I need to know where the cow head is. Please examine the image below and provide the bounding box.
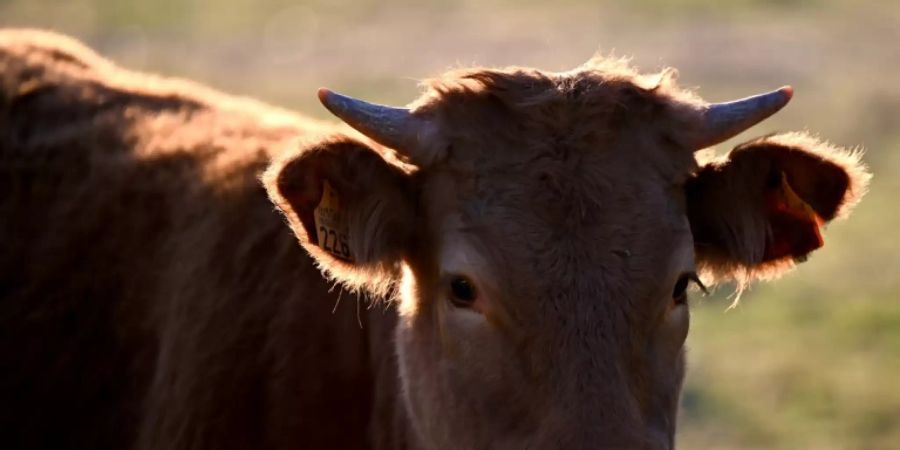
[264,58,869,449]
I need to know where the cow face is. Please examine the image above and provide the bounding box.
[264,59,868,449]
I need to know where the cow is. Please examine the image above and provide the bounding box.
[0,29,869,450]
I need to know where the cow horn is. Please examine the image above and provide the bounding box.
[689,86,793,149]
[317,88,436,164]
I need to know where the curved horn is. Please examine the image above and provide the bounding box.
[689,86,793,150]
[317,88,436,164]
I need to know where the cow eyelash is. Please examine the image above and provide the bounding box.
[672,272,707,305]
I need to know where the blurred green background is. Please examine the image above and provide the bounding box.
[3,0,898,448]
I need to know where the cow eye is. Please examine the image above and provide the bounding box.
[673,272,704,305]
[449,276,477,307]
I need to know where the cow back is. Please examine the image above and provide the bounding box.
[0,29,398,450]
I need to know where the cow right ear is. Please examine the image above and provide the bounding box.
[263,135,417,295]
[685,132,869,284]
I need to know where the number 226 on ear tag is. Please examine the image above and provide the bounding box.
[313,181,354,261]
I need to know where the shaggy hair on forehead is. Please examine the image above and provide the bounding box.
[412,56,703,119]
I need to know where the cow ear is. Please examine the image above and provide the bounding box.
[263,135,416,295]
[686,132,870,282]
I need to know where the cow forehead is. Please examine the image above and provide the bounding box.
[411,57,701,166]
[422,157,691,286]
[423,132,688,229]
[413,67,700,194]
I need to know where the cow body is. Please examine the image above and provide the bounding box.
[0,30,407,450]
[1,30,869,450]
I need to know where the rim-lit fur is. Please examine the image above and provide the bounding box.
[2,29,870,450]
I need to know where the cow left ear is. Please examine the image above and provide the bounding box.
[263,134,416,295]
[686,132,870,281]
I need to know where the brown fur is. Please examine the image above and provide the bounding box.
[2,29,869,450]
[0,29,407,450]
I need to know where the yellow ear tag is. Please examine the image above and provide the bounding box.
[313,181,354,261]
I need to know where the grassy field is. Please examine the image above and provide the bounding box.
[3,0,899,448]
